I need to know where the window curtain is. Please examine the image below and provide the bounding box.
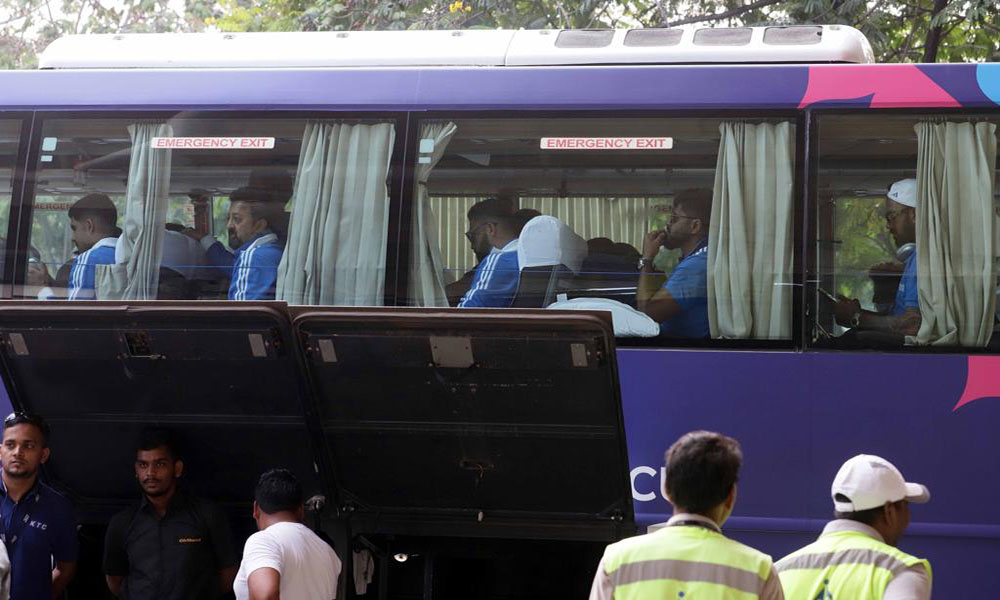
[707,121,794,339]
[912,121,997,347]
[96,122,172,299]
[276,121,395,305]
[407,121,457,306]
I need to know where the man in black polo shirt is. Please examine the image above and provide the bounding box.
[0,412,78,599]
[103,428,237,599]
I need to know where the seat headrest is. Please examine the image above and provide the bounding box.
[516,215,587,274]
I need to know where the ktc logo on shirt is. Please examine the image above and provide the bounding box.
[27,520,48,530]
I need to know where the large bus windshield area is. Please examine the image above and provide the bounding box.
[1,29,1000,598]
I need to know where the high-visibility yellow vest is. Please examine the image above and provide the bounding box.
[776,530,931,599]
[601,524,775,599]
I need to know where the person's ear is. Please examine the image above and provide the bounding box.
[252,501,260,520]
[174,459,184,479]
[40,447,50,465]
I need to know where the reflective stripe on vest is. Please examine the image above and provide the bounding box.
[610,558,764,594]
[776,530,931,600]
[777,548,911,576]
[603,524,773,599]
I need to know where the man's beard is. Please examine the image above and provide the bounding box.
[3,464,36,479]
[228,230,242,249]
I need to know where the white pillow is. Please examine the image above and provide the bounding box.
[546,297,660,337]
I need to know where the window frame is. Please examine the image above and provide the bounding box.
[1,111,37,300]
[400,109,806,351]
[6,109,409,305]
[804,106,1000,354]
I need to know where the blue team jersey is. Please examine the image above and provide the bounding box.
[205,232,284,300]
[660,241,710,338]
[892,251,918,316]
[67,237,118,300]
[458,240,520,308]
[0,478,78,600]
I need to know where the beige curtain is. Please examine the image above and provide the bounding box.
[707,121,794,339]
[407,121,457,307]
[96,122,172,300]
[276,121,395,305]
[913,121,997,347]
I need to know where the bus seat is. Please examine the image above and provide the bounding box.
[513,216,587,307]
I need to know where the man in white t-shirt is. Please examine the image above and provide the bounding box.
[234,469,341,600]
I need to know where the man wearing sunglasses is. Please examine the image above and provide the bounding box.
[458,198,522,308]
[0,412,78,599]
[637,189,712,338]
[833,179,921,338]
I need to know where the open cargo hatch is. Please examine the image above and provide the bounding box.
[292,307,633,542]
[0,302,633,550]
[0,302,325,519]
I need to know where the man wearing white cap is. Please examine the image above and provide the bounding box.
[833,178,922,337]
[775,454,931,599]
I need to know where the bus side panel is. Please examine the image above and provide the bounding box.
[618,348,1000,596]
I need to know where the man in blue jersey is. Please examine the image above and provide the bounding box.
[637,189,711,338]
[66,193,119,300]
[834,179,921,337]
[185,187,285,300]
[458,198,521,308]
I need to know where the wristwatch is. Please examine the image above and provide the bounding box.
[637,257,652,270]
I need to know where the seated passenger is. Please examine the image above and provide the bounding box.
[458,198,521,308]
[636,189,711,338]
[184,187,285,301]
[66,194,120,300]
[833,179,921,337]
[445,197,518,306]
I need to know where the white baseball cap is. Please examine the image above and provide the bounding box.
[831,454,930,512]
[887,178,917,208]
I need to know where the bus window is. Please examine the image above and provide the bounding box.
[405,116,796,343]
[19,116,396,304]
[813,114,999,350]
[0,120,21,288]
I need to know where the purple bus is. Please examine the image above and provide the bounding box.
[1,27,999,597]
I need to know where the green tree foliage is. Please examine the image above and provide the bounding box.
[2,0,996,68]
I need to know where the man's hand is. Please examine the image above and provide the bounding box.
[833,296,862,327]
[26,261,52,287]
[642,230,666,262]
[182,228,208,242]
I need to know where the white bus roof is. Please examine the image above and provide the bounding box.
[38,26,874,69]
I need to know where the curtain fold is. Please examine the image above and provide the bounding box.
[407,121,457,306]
[96,121,172,300]
[707,121,794,339]
[913,121,997,347]
[276,121,395,305]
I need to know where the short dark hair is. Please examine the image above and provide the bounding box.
[833,495,902,526]
[663,430,742,514]
[255,468,303,514]
[467,197,515,225]
[68,193,118,231]
[3,412,50,446]
[136,427,180,462]
[673,189,713,227]
[512,208,542,236]
[230,187,284,222]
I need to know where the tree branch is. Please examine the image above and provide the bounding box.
[665,0,783,28]
[921,0,950,62]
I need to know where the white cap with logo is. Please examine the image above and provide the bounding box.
[831,454,930,512]
[887,178,917,208]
